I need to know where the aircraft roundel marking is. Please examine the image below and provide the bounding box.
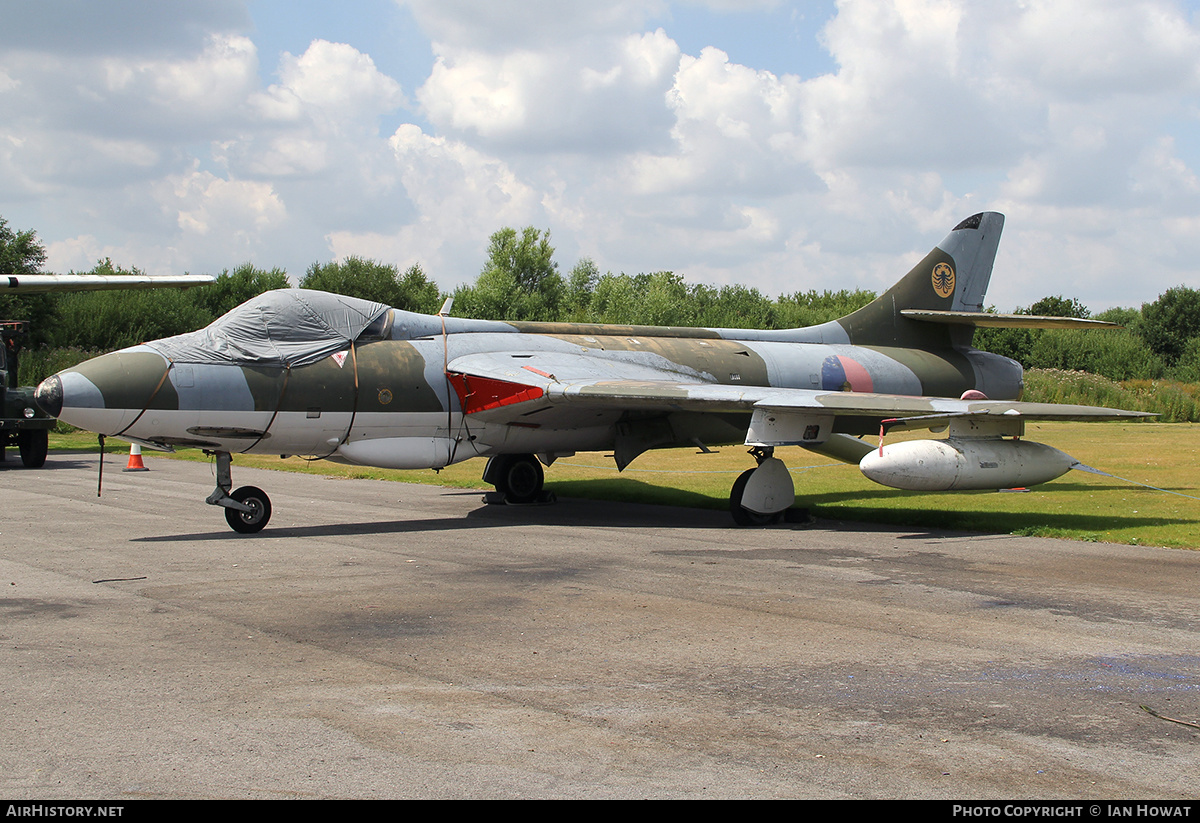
[378,388,393,405]
[932,262,955,298]
[820,355,874,392]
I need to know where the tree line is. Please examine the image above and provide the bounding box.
[3,216,1199,398]
[974,292,1200,384]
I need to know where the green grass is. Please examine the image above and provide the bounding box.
[51,422,1200,549]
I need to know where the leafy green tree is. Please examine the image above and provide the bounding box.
[569,272,776,328]
[636,271,695,326]
[193,263,290,318]
[49,260,211,351]
[563,258,599,321]
[453,227,564,321]
[301,257,442,313]
[1026,295,1091,318]
[698,284,775,329]
[393,263,444,314]
[774,289,876,328]
[1140,286,1200,366]
[976,295,1092,365]
[577,272,684,325]
[1026,329,1164,380]
[1174,336,1200,383]
[584,272,640,324]
[1094,306,1141,329]
[0,215,46,275]
[486,227,559,294]
[0,216,57,347]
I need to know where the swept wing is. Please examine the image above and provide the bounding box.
[447,350,1147,429]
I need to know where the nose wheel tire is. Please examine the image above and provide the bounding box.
[225,485,272,533]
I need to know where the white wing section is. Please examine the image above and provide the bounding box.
[3,274,215,293]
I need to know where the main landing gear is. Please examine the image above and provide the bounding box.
[205,450,272,534]
[729,447,800,527]
[482,453,556,505]
[481,449,803,526]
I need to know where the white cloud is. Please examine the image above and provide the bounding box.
[327,124,544,282]
[417,27,680,153]
[798,0,1021,172]
[226,39,407,184]
[262,39,406,125]
[400,0,668,51]
[167,168,286,238]
[65,34,260,137]
[1131,137,1200,205]
[2,20,409,277]
[126,34,261,120]
[627,45,809,195]
[4,0,1200,313]
[0,1,250,57]
[989,0,1200,98]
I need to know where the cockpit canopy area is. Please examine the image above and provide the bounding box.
[147,289,392,368]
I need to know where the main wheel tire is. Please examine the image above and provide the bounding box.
[729,468,783,527]
[18,429,48,468]
[225,485,272,534]
[495,454,544,504]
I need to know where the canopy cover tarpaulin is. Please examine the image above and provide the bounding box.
[148,289,390,368]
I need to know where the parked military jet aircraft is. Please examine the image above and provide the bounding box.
[35,213,1145,532]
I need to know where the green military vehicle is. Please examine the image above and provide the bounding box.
[1,321,54,467]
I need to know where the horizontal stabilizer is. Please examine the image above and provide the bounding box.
[900,310,1120,330]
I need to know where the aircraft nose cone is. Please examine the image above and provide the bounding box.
[40,348,173,436]
[35,374,63,419]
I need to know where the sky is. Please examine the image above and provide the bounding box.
[2,0,1199,312]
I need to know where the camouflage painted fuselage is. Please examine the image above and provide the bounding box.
[48,308,1023,471]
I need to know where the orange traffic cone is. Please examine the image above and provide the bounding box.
[123,443,149,472]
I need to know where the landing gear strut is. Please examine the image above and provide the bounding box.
[729,446,795,527]
[205,450,272,533]
[483,454,555,505]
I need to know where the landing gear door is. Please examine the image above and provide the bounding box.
[745,409,834,447]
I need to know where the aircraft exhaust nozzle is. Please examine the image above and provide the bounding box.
[859,438,1076,492]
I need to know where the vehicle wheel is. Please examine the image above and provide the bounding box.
[225,485,272,534]
[729,469,783,527]
[18,429,48,468]
[496,454,544,504]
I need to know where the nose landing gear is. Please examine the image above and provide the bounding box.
[205,450,272,533]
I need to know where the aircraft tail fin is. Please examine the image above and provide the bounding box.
[836,212,1004,349]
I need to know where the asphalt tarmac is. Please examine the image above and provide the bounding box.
[2,451,1198,799]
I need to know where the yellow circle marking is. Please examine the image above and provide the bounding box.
[378,389,393,405]
[932,262,955,298]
